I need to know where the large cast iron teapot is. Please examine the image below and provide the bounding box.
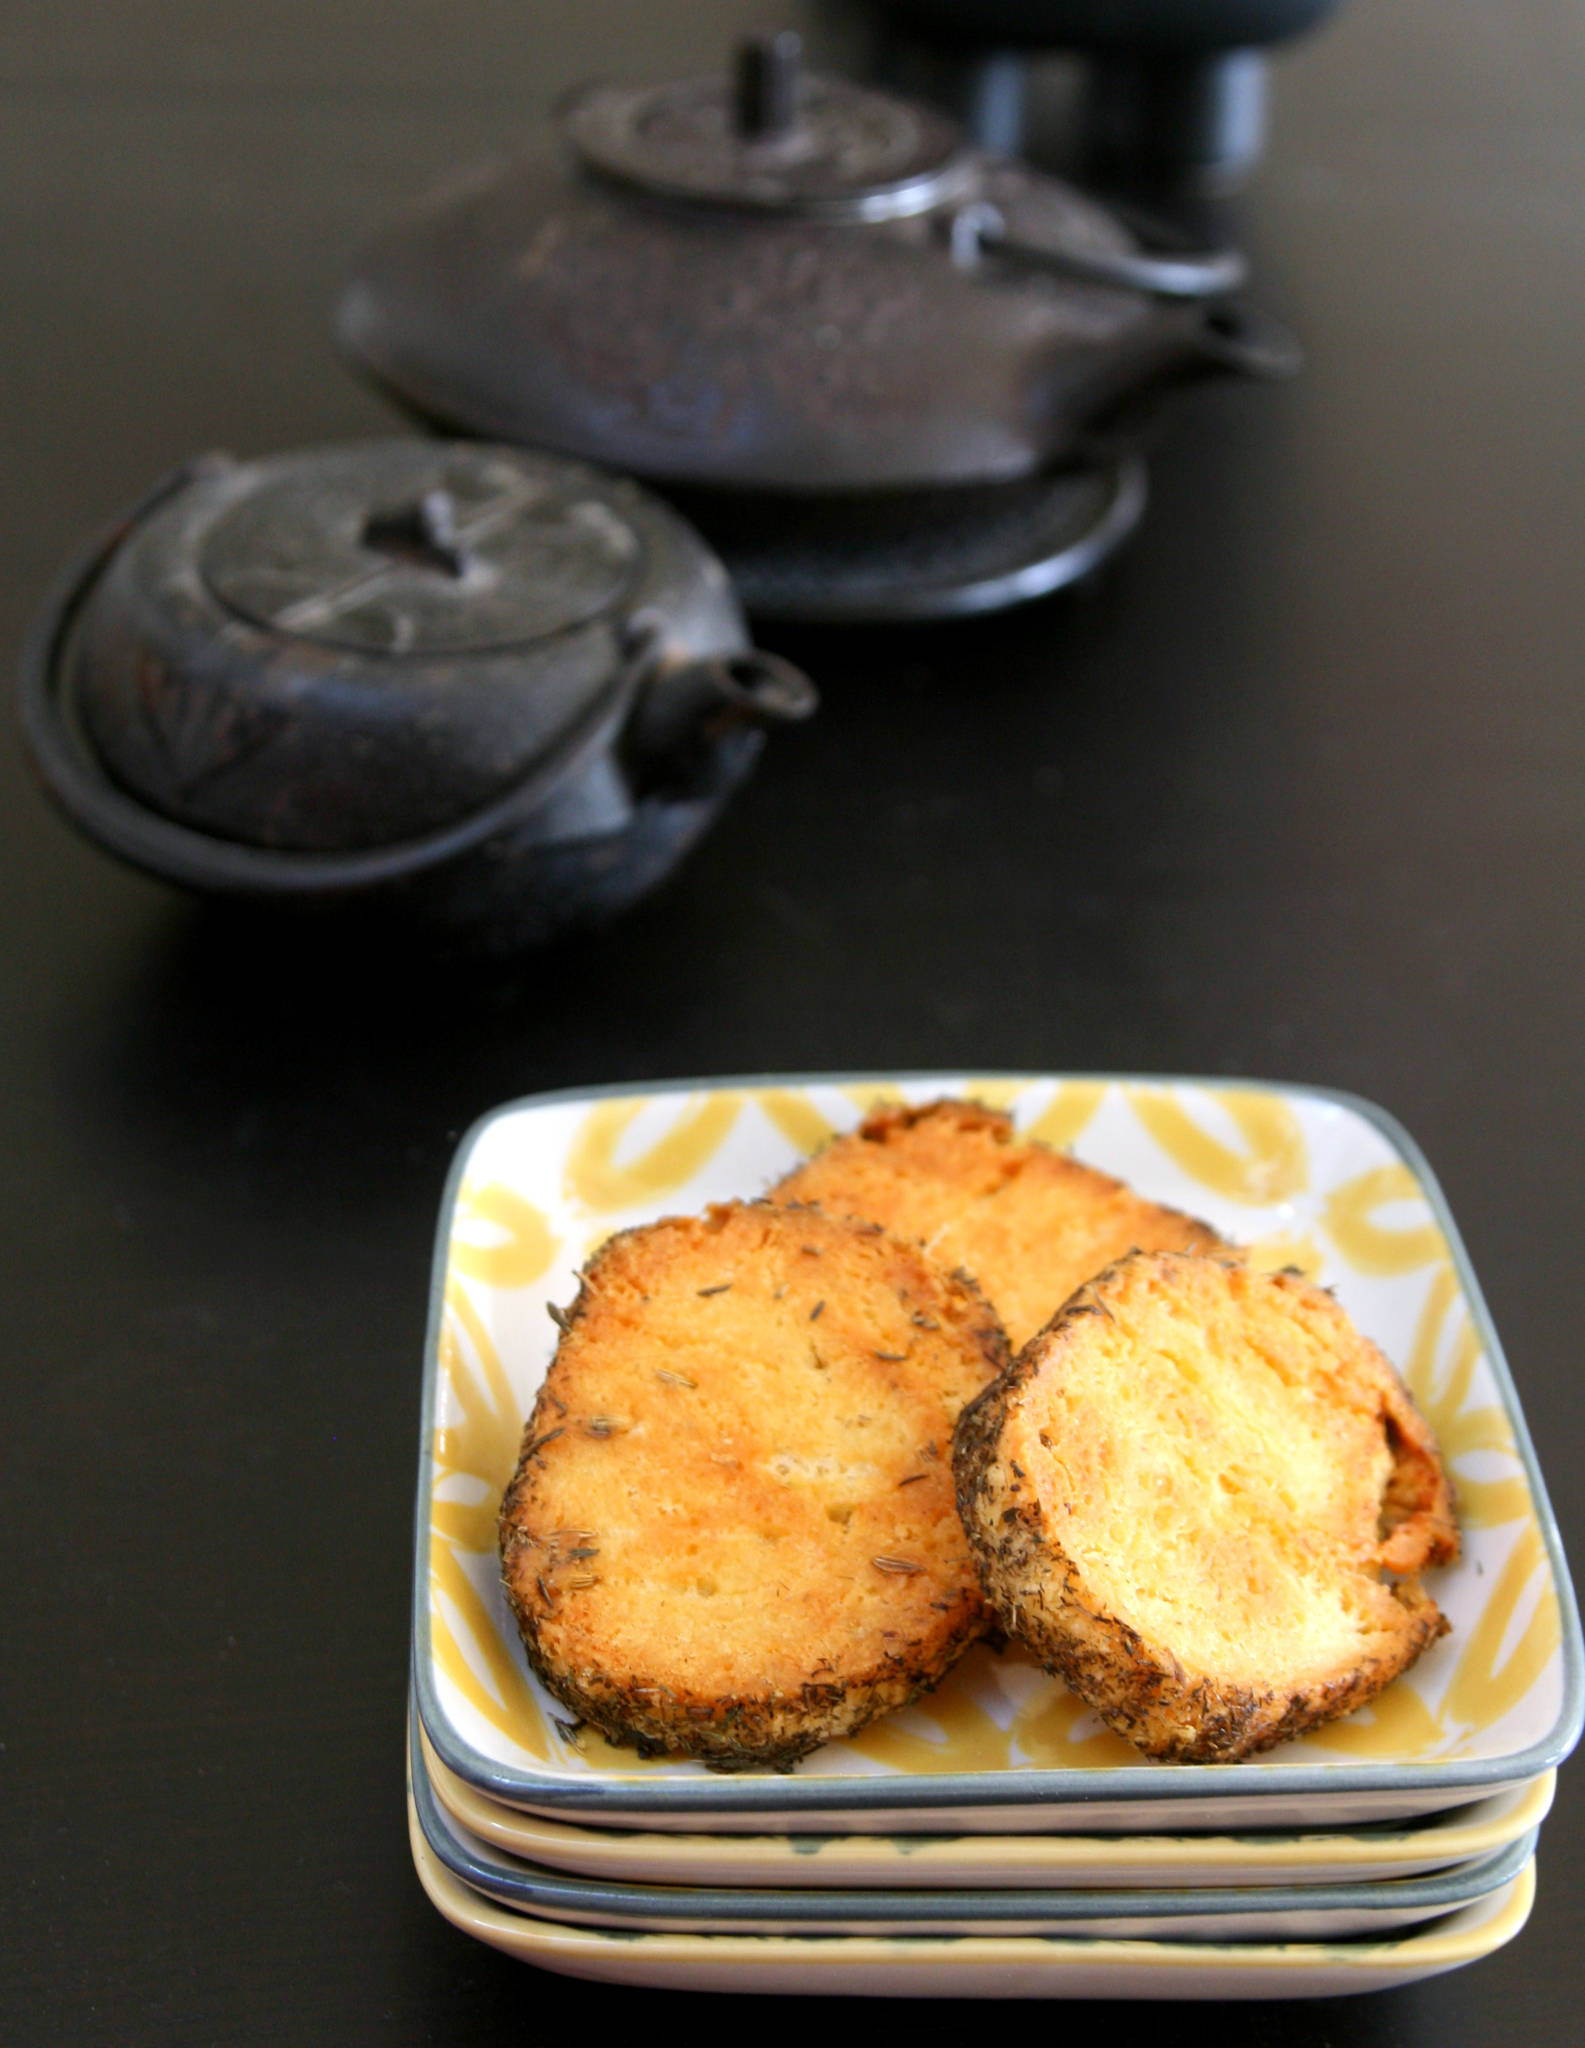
[336,33,1298,496]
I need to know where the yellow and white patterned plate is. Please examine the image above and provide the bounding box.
[415,1075,1583,1833]
[419,1725,1555,1890]
[410,1725,1539,1941]
[410,1794,1540,1998]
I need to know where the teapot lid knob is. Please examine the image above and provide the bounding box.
[734,31,802,142]
[559,36,967,221]
[360,488,471,580]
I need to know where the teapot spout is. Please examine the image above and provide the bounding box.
[1069,294,1302,462]
[623,643,817,791]
[1188,300,1304,381]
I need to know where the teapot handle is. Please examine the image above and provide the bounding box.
[950,199,1247,300]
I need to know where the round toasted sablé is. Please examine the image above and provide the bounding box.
[499,1200,1009,1770]
[772,1099,1225,1351]
[954,1252,1460,1763]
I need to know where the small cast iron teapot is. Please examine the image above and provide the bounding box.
[19,441,816,949]
[336,32,1297,495]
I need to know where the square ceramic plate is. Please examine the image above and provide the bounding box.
[410,1799,1539,1999]
[417,1723,1555,1890]
[415,1074,1583,1833]
[409,1718,1538,1942]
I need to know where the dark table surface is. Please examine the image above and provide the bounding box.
[4,1,1583,2039]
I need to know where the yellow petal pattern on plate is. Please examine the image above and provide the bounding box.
[449,1182,559,1291]
[433,1284,524,1511]
[846,1649,1015,1774]
[840,1080,908,1113]
[1438,1408,1532,1529]
[757,1088,837,1159]
[1323,1166,1448,1275]
[1013,1681,1145,1769]
[1022,1081,1107,1152]
[1299,1673,1446,1756]
[1126,1088,1309,1204]
[1403,1266,1531,1531]
[1242,1232,1326,1278]
[429,1286,563,1756]
[957,1078,1028,1112]
[1405,1265,1472,1411]
[1444,1523,1561,1735]
[563,1093,743,1212]
[431,1541,555,1752]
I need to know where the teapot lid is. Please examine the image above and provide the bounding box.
[32,440,756,871]
[564,30,971,221]
[199,440,644,656]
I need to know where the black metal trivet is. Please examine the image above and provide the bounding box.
[701,457,1147,624]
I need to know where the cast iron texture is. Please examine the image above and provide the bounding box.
[336,45,1292,494]
[18,443,816,949]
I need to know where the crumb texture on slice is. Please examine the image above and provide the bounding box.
[772,1100,1225,1351]
[954,1251,1459,1762]
[499,1200,1008,1770]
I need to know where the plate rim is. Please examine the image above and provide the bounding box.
[414,1069,1585,1818]
[409,1710,1541,1929]
[410,1793,1540,1988]
[419,1719,1557,1885]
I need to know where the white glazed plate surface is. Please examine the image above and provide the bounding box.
[416,1074,1582,1832]
[410,1796,1539,1998]
[419,1725,1554,1890]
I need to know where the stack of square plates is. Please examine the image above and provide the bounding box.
[409,1074,1582,1998]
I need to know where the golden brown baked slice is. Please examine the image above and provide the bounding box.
[772,1100,1224,1351]
[954,1252,1459,1762]
[499,1200,1008,1770]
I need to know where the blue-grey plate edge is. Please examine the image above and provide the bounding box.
[408,1703,1539,1929]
